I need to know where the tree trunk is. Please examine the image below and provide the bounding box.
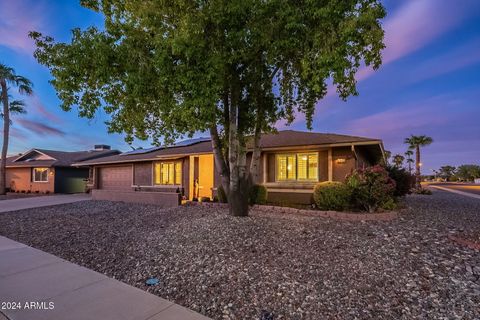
[415,145,421,189]
[227,81,249,216]
[0,79,9,195]
[248,115,262,185]
[209,126,230,195]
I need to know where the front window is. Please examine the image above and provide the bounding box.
[33,168,49,182]
[154,162,182,185]
[276,153,318,181]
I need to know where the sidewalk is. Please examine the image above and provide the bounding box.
[0,236,211,320]
[0,194,91,213]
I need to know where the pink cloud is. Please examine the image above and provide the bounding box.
[27,94,64,124]
[0,1,45,54]
[17,119,65,136]
[341,93,477,142]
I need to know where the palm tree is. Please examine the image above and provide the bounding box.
[392,154,405,168]
[0,100,27,123]
[0,64,33,194]
[404,150,414,174]
[404,135,433,189]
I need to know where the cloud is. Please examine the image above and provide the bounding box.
[0,1,45,54]
[17,119,65,136]
[341,94,470,140]
[27,94,64,124]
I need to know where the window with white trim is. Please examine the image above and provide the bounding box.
[154,162,182,185]
[276,153,318,181]
[33,168,49,182]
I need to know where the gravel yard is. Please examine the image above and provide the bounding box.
[0,190,479,319]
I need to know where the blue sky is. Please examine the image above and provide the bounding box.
[1,0,480,172]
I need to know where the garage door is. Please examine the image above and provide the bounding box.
[99,166,132,190]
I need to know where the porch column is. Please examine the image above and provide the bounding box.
[328,148,333,181]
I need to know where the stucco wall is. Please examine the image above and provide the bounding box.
[91,189,180,208]
[6,167,55,193]
[332,147,356,181]
[133,162,152,186]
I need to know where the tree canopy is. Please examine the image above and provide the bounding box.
[31,0,386,215]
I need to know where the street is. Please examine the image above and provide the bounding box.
[428,182,480,196]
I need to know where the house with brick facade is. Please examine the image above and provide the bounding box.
[5,145,119,194]
[75,130,385,206]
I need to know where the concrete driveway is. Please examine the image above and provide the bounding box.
[0,194,91,213]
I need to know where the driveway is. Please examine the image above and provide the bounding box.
[0,194,91,213]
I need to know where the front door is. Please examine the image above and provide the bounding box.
[189,154,214,200]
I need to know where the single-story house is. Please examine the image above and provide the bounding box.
[5,145,119,194]
[75,130,385,205]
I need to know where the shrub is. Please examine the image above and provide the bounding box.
[200,196,211,202]
[313,181,351,211]
[217,185,228,203]
[249,185,268,205]
[385,165,414,197]
[412,188,432,195]
[346,165,396,213]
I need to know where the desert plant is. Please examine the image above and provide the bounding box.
[385,165,414,197]
[217,185,228,203]
[249,185,268,205]
[313,181,351,211]
[346,165,396,213]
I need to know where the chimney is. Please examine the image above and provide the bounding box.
[94,144,111,151]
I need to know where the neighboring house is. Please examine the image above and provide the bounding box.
[75,130,385,205]
[5,145,120,194]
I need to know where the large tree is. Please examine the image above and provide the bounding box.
[438,165,456,181]
[0,64,32,195]
[456,164,480,182]
[404,135,433,189]
[31,0,386,216]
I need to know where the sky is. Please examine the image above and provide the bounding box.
[1,0,479,172]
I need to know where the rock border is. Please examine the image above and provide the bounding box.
[185,202,398,221]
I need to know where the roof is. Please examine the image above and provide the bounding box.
[5,148,121,168]
[74,130,381,166]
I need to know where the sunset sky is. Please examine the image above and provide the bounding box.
[1,0,479,172]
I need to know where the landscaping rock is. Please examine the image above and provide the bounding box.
[0,190,479,319]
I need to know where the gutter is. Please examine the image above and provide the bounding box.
[73,140,383,167]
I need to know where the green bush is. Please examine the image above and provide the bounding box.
[346,165,396,213]
[249,185,268,205]
[313,181,351,211]
[412,188,432,195]
[217,185,228,203]
[385,165,414,197]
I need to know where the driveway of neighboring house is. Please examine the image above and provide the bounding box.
[0,194,91,213]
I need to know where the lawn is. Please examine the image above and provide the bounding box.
[0,191,479,319]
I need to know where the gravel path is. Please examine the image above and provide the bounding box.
[0,190,479,319]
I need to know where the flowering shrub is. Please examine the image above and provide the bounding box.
[346,165,396,212]
[313,181,351,211]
